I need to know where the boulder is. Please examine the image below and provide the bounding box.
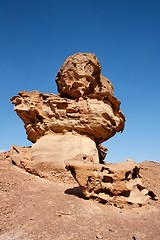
[11,52,125,183]
[10,53,157,206]
[30,134,99,181]
[66,159,158,207]
[56,52,114,99]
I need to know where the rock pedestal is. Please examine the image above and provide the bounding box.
[10,52,158,206]
[11,53,125,176]
[30,134,98,181]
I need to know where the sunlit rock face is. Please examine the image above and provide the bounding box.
[11,90,124,145]
[11,53,125,180]
[11,53,125,145]
[10,53,158,206]
[56,52,114,99]
[65,159,158,207]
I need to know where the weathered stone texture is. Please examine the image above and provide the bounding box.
[11,52,125,176]
[11,90,125,144]
[10,53,158,206]
[56,53,114,99]
[66,159,158,207]
[30,134,98,181]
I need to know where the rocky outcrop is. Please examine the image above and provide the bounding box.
[11,53,125,165]
[66,159,158,207]
[10,53,158,206]
[11,90,124,145]
[56,53,114,99]
[9,145,31,170]
[0,151,10,161]
[30,134,98,181]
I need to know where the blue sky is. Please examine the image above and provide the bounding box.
[0,0,160,162]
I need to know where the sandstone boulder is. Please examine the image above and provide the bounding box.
[11,53,125,178]
[10,53,158,207]
[66,159,158,207]
[56,53,114,99]
[30,134,98,181]
[11,53,125,183]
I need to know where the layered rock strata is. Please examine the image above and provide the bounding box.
[11,53,125,178]
[11,90,125,145]
[10,53,158,205]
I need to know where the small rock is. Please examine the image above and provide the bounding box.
[96,233,103,239]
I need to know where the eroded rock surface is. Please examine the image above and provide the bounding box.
[10,145,31,170]
[66,159,158,207]
[11,90,125,144]
[9,53,158,206]
[11,53,125,171]
[56,53,114,99]
[30,134,98,181]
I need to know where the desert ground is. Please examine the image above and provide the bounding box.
[0,157,160,240]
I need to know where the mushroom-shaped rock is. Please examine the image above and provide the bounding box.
[11,53,125,181]
[10,53,158,206]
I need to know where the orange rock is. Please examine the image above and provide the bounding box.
[65,159,158,207]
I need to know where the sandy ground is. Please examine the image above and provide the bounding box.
[0,158,160,240]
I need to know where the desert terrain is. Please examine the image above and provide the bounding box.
[0,157,160,240]
[1,53,160,240]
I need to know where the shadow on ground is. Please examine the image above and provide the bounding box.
[65,186,84,198]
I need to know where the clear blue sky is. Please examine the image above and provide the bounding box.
[0,0,160,162]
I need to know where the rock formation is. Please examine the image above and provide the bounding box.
[9,145,31,170]
[10,52,157,206]
[66,159,158,207]
[11,53,125,146]
[11,53,125,177]
[56,53,114,99]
